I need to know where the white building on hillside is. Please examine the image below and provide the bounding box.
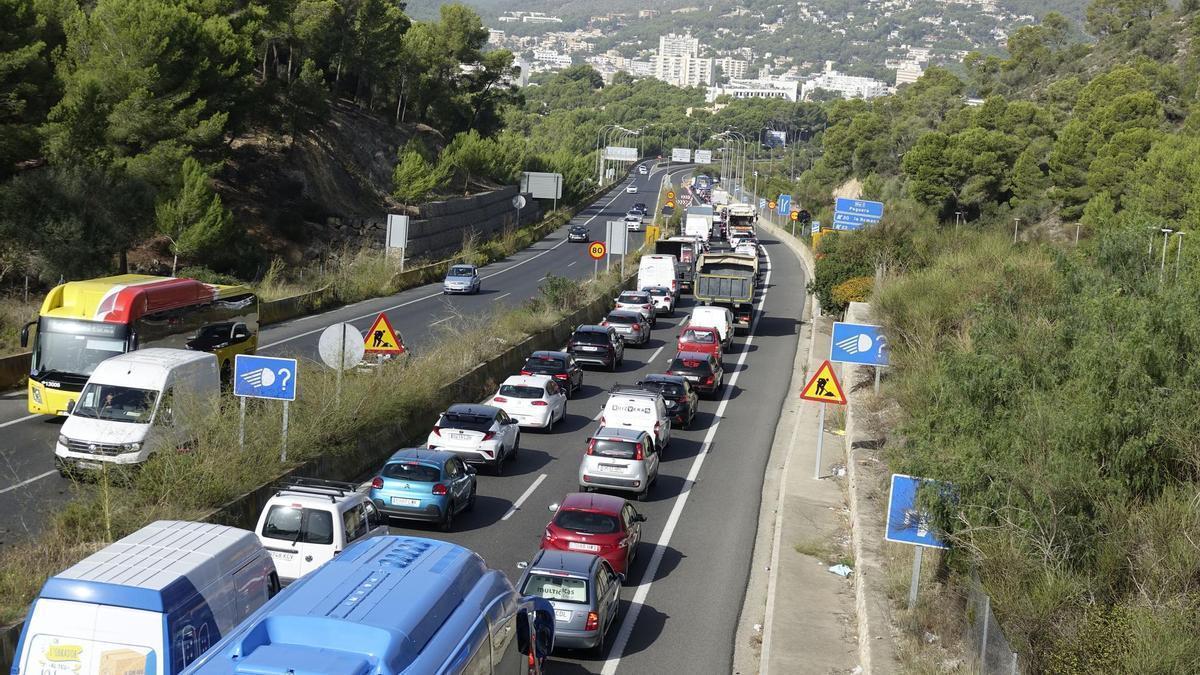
[659,33,700,58]
[801,62,891,100]
[716,57,750,79]
[706,78,799,102]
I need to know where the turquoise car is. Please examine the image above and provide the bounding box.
[369,448,477,531]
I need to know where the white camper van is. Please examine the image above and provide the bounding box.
[55,348,220,474]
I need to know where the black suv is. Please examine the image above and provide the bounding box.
[567,224,590,242]
[520,350,584,397]
[567,325,625,371]
[636,374,698,428]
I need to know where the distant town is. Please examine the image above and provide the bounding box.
[487,1,1039,101]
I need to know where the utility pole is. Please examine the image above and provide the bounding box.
[1012,218,1021,244]
[1160,228,1174,285]
[1174,231,1186,282]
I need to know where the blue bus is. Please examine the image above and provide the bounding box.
[182,536,555,675]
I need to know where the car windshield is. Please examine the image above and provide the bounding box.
[522,573,589,604]
[572,331,609,345]
[440,413,494,432]
[670,358,711,374]
[682,329,716,344]
[382,462,441,482]
[32,319,130,379]
[261,506,334,545]
[448,266,474,276]
[524,357,565,373]
[591,438,640,459]
[72,383,158,423]
[499,384,545,399]
[606,313,636,325]
[639,381,684,398]
[555,510,621,534]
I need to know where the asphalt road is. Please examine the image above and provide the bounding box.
[0,161,686,547]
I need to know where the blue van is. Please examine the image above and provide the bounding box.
[182,535,555,675]
[12,520,278,675]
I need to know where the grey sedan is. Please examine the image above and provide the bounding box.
[601,309,650,346]
[519,550,623,654]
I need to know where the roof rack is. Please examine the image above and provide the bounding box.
[609,384,661,397]
[274,476,359,503]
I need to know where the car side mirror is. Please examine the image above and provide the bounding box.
[616,573,626,584]
[633,514,647,522]
[466,465,477,475]
[548,502,560,512]
[66,400,75,414]
[516,561,529,570]
[19,321,35,349]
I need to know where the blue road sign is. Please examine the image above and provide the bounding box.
[758,198,767,210]
[831,322,889,366]
[885,474,949,549]
[234,354,298,401]
[832,212,877,230]
[811,220,821,234]
[776,195,792,215]
[835,197,884,220]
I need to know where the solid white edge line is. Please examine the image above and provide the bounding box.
[0,413,40,430]
[501,473,548,521]
[430,316,453,326]
[600,248,773,675]
[0,469,57,495]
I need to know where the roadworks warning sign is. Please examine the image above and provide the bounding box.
[364,313,405,354]
[800,359,846,405]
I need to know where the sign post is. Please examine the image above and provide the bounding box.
[885,474,951,608]
[234,354,298,459]
[799,359,847,479]
[318,323,365,400]
[831,322,889,394]
[512,194,526,230]
[385,214,409,272]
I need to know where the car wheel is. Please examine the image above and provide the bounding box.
[510,433,520,459]
[609,358,618,372]
[465,483,477,512]
[493,456,505,476]
[439,503,455,532]
[636,486,649,502]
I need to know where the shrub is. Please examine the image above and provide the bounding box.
[831,275,873,307]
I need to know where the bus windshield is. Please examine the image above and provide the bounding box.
[73,384,158,423]
[32,318,129,379]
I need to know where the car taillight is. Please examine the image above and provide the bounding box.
[371,476,383,489]
[553,373,568,380]
[432,483,448,495]
[483,431,496,441]
[432,425,442,437]
[598,416,605,426]
[586,612,600,631]
[678,396,689,405]
[544,527,556,541]
[601,320,609,326]
[632,325,641,331]
[494,396,508,403]
[617,537,628,548]
[703,375,714,384]
[532,400,548,406]
[634,443,644,460]
[654,421,661,434]
[520,369,533,376]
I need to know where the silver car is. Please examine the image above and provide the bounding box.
[579,426,659,501]
[601,310,650,346]
[518,550,622,654]
[443,264,481,294]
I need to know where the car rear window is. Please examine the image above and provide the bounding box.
[522,573,589,604]
[619,293,647,303]
[682,329,717,343]
[261,506,334,545]
[572,331,609,345]
[670,357,711,374]
[607,313,636,324]
[639,381,684,398]
[499,384,545,399]
[523,357,565,373]
[441,413,494,432]
[647,288,669,297]
[591,438,640,459]
[382,462,441,482]
[555,510,621,534]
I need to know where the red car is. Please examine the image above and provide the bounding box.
[541,492,646,575]
[677,325,723,359]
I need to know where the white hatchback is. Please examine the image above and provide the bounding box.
[427,404,521,475]
[614,290,656,325]
[488,374,567,431]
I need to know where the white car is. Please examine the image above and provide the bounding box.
[686,305,735,348]
[614,290,656,325]
[255,478,389,584]
[624,214,643,231]
[638,165,648,175]
[734,242,759,257]
[626,185,638,194]
[643,286,675,315]
[427,403,521,474]
[488,374,567,431]
[597,386,671,451]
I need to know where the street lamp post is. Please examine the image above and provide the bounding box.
[595,124,618,188]
[1174,231,1186,282]
[1160,228,1174,285]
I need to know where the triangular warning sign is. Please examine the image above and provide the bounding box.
[363,313,405,354]
[800,359,847,405]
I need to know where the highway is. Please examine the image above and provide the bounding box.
[0,161,686,547]
[0,164,810,675]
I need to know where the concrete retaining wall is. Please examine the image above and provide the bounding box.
[407,186,542,261]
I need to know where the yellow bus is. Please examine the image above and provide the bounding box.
[21,275,259,415]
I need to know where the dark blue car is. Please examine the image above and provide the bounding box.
[369,448,477,531]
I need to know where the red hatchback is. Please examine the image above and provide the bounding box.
[677,325,723,359]
[541,492,646,576]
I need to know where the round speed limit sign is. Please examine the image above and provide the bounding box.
[790,211,800,221]
[589,242,607,260]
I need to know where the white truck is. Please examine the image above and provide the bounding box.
[684,205,715,243]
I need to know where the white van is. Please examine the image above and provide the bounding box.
[597,386,670,451]
[55,348,220,474]
[638,254,680,298]
[687,306,735,348]
[14,520,278,675]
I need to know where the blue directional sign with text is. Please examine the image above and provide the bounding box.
[885,474,949,549]
[830,322,889,366]
[234,354,298,401]
[759,198,767,210]
[834,198,884,231]
[776,194,792,215]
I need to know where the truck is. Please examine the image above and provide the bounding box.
[654,237,702,292]
[694,252,758,332]
[711,188,732,208]
[684,205,715,243]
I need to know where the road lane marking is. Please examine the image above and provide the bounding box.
[431,316,453,326]
[0,470,56,495]
[0,413,40,429]
[494,293,511,302]
[501,473,548,521]
[601,247,773,675]
[566,261,577,267]
[646,343,666,366]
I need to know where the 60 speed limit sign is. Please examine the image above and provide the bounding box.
[589,242,607,259]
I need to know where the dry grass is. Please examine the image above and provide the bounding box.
[0,296,38,356]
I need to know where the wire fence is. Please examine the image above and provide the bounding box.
[965,571,1022,674]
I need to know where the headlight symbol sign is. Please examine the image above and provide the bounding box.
[234,355,297,401]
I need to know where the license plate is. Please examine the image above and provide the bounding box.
[581,346,601,351]
[451,432,469,440]
[77,461,101,470]
[555,609,572,622]
[597,464,625,474]
[569,542,600,552]
[271,551,295,561]
[391,497,420,507]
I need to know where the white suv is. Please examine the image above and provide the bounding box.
[598,386,670,451]
[614,290,656,326]
[254,478,389,584]
[427,403,521,474]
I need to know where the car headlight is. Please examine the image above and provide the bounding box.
[57,434,69,447]
[122,442,142,452]
[31,386,42,405]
